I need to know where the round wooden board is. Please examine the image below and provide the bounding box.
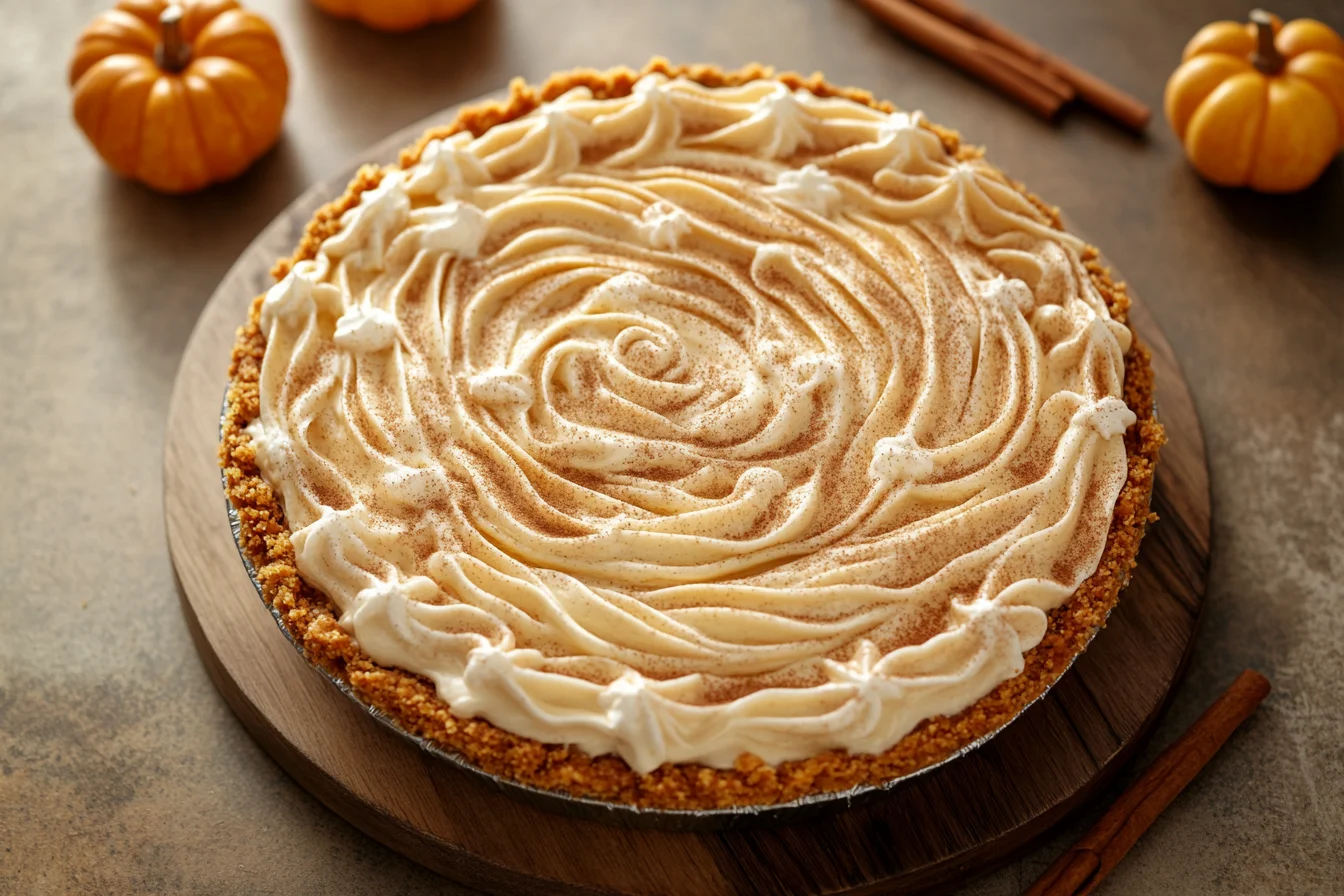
[164,106,1210,896]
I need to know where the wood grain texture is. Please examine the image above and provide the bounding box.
[163,107,1210,896]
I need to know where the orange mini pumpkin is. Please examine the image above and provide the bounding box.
[309,0,481,32]
[1165,9,1344,192]
[70,1,289,194]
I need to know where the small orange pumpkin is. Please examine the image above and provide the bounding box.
[1165,9,1344,192]
[309,0,481,32]
[69,1,289,194]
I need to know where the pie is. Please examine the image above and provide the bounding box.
[221,59,1164,810]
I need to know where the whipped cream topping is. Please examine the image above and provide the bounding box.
[333,304,398,353]
[248,75,1136,772]
[639,201,693,249]
[765,163,842,214]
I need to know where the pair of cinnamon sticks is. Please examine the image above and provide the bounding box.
[856,0,1150,129]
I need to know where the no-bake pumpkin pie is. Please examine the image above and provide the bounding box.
[221,60,1163,810]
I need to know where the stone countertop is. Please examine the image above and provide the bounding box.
[2,0,1340,893]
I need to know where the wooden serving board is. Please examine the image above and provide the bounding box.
[164,108,1210,896]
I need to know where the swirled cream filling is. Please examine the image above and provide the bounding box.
[247,76,1136,772]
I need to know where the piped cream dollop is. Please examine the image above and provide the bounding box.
[246,76,1136,773]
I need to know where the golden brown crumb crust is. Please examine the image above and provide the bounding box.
[220,59,1165,810]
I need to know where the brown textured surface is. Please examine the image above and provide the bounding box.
[5,1,1342,894]
[219,60,1164,810]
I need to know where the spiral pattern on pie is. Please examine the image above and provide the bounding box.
[246,75,1137,772]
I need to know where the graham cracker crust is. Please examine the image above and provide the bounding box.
[219,58,1165,811]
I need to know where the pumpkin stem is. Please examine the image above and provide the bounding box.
[1249,9,1284,75]
[156,4,192,74]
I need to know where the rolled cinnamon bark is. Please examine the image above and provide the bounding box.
[1026,670,1272,896]
[907,0,1151,129]
[855,0,1072,120]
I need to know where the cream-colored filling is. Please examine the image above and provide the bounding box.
[248,76,1135,773]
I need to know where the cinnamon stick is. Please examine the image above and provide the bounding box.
[979,40,1075,104]
[855,0,1072,120]
[1025,670,1272,896]
[907,0,1151,130]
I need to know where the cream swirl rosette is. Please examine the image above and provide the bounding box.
[246,75,1137,773]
